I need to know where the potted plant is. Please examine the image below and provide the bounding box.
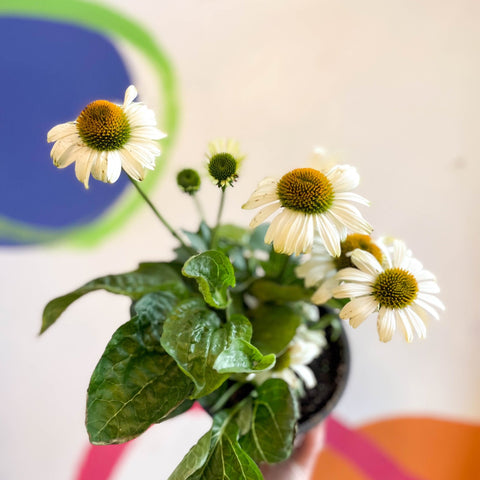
[41,86,444,479]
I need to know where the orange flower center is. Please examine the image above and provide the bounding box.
[77,100,130,151]
[277,168,334,214]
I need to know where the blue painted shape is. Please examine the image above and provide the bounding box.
[0,17,132,243]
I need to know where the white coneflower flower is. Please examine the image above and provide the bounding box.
[205,139,244,189]
[47,85,166,189]
[251,326,326,391]
[296,234,383,304]
[333,239,445,342]
[242,164,372,257]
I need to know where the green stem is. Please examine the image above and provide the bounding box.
[193,194,206,224]
[215,188,227,228]
[129,177,194,253]
[210,382,244,414]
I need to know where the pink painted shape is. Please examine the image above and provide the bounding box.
[76,442,132,480]
[325,417,423,480]
[76,403,205,480]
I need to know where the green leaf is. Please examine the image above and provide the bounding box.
[168,430,212,480]
[41,263,183,334]
[250,305,302,355]
[182,250,235,309]
[86,292,193,444]
[249,279,311,303]
[162,303,274,397]
[240,379,299,464]
[161,298,227,397]
[169,410,263,480]
[213,315,275,374]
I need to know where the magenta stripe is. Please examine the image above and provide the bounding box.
[325,417,422,480]
[76,442,132,480]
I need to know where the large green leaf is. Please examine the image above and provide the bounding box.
[182,250,235,309]
[86,292,193,444]
[41,263,183,334]
[169,411,263,480]
[161,302,274,398]
[240,379,299,464]
[250,305,302,355]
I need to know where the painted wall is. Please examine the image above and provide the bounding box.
[1,1,479,478]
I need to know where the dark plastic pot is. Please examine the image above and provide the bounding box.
[297,322,350,434]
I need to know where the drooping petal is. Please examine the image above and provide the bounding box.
[75,149,98,189]
[404,307,427,340]
[328,202,373,235]
[311,275,339,304]
[377,307,395,342]
[54,144,84,169]
[340,295,378,321]
[397,309,414,342]
[314,214,341,257]
[119,148,146,181]
[106,151,122,183]
[249,201,281,228]
[90,152,109,182]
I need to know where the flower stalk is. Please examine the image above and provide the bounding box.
[128,177,194,253]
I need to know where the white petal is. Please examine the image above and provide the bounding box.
[54,144,84,168]
[417,292,445,311]
[311,276,339,304]
[91,152,109,182]
[314,214,341,257]
[327,165,360,192]
[397,309,414,342]
[413,298,441,320]
[415,269,436,282]
[292,365,317,389]
[418,281,440,294]
[340,295,378,321]
[123,85,138,107]
[75,149,98,189]
[328,202,372,235]
[335,267,376,285]
[47,122,77,143]
[334,282,373,298]
[249,202,281,228]
[119,148,146,181]
[334,191,370,206]
[123,143,157,168]
[106,151,122,183]
[391,240,408,269]
[403,307,427,340]
[377,307,395,342]
[351,249,383,276]
[50,138,76,162]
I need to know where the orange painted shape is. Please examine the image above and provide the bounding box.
[314,417,480,480]
[314,447,370,480]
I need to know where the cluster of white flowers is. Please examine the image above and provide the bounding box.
[243,151,444,345]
